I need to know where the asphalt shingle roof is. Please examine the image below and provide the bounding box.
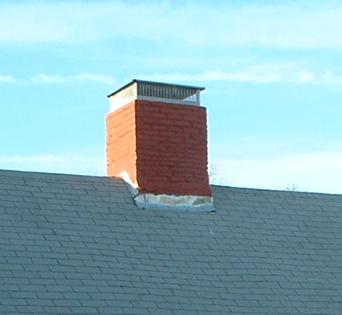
[1,169,342,314]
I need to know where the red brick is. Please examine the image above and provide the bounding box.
[106,99,212,197]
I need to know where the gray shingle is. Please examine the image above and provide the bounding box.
[0,169,342,314]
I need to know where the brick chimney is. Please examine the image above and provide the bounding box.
[106,80,213,210]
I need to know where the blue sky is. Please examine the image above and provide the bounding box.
[0,0,341,193]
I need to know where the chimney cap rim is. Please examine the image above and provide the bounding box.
[107,79,205,98]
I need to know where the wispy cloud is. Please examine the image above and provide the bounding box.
[0,74,16,83]
[30,73,116,85]
[0,154,105,176]
[294,71,342,86]
[295,71,317,84]
[1,1,342,49]
[2,69,342,86]
[142,69,342,86]
[211,152,342,194]
[1,68,342,87]
[0,155,101,163]
[141,70,282,84]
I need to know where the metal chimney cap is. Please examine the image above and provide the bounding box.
[107,79,205,98]
[107,79,205,112]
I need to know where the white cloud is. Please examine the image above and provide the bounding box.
[0,74,16,83]
[141,68,342,86]
[295,71,317,84]
[322,71,342,86]
[141,70,282,84]
[1,1,342,49]
[211,152,342,194]
[73,73,116,85]
[2,69,342,86]
[0,155,105,176]
[30,73,116,85]
[30,74,65,84]
[295,70,342,86]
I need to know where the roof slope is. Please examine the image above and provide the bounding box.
[0,169,342,314]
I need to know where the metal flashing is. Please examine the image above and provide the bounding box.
[134,192,215,212]
[119,171,214,212]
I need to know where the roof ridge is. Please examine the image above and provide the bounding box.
[211,184,342,197]
[0,169,340,197]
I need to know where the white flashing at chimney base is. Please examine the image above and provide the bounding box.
[119,171,215,212]
[134,193,215,212]
[119,171,138,191]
